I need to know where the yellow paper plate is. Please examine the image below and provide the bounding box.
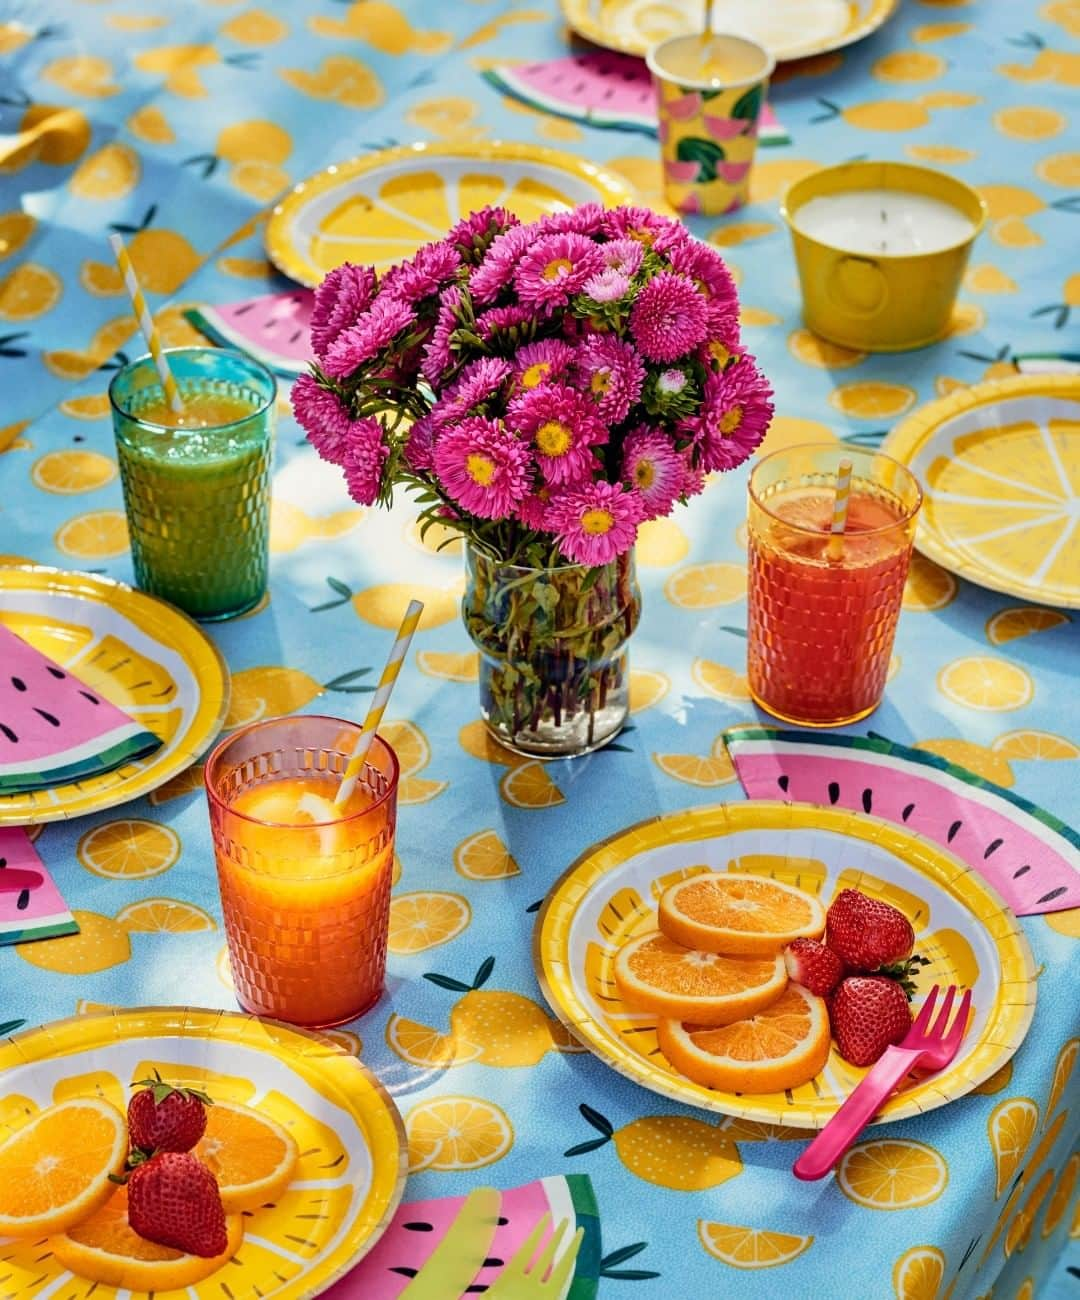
[0,566,229,824]
[0,1008,406,1298]
[884,374,1080,610]
[266,141,637,288]
[535,802,1036,1128]
[560,0,898,63]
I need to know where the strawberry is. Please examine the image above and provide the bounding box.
[127,1152,228,1257]
[128,1071,212,1154]
[829,975,912,1067]
[825,889,915,972]
[784,938,844,996]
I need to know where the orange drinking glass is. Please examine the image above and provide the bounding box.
[205,715,399,1027]
[746,444,922,727]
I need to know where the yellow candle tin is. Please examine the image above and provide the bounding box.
[780,160,987,352]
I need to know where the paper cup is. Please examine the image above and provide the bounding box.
[647,32,774,217]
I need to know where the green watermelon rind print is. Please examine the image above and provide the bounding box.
[563,1172,602,1299]
[675,137,726,182]
[0,729,163,794]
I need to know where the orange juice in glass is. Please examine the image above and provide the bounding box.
[746,444,922,727]
[205,715,399,1027]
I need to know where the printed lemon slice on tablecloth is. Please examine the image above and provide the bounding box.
[454,829,520,879]
[77,819,181,879]
[613,931,787,1024]
[892,1245,946,1300]
[697,1221,813,1269]
[657,984,830,1094]
[406,1096,513,1172]
[1044,1153,1080,1237]
[193,1100,298,1212]
[388,891,471,954]
[53,1185,244,1288]
[658,873,825,955]
[0,1098,127,1236]
[924,419,1080,601]
[837,1139,948,1210]
[309,169,578,274]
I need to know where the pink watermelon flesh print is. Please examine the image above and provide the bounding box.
[185,290,314,378]
[323,1174,601,1299]
[0,827,78,946]
[484,53,790,143]
[0,625,162,795]
[725,725,1080,916]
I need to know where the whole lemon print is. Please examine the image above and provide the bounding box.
[224,664,374,728]
[567,1105,742,1190]
[16,910,131,974]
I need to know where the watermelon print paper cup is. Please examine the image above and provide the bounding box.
[647,32,774,216]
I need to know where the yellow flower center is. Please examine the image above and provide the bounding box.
[581,508,615,535]
[520,361,551,390]
[709,341,731,367]
[719,405,743,435]
[590,370,612,396]
[633,459,655,489]
[542,257,573,281]
[536,420,572,457]
[627,228,654,246]
[466,452,496,486]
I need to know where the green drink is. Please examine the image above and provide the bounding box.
[109,347,276,621]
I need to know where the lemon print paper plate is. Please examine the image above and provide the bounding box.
[560,0,898,62]
[535,803,1035,1128]
[0,567,228,824]
[885,374,1080,609]
[266,141,636,288]
[0,1008,406,1298]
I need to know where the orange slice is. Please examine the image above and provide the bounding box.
[193,1100,298,1212]
[613,931,787,1025]
[657,984,830,1094]
[658,873,825,955]
[52,1186,243,1288]
[0,1098,127,1236]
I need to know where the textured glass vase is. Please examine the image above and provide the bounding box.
[464,544,642,759]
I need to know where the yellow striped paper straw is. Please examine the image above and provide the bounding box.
[108,232,184,416]
[826,458,854,560]
[334,598,425,809]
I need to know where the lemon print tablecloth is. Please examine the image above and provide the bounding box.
[1,1,1079,1296]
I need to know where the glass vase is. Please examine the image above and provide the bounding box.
[463,544,642,759]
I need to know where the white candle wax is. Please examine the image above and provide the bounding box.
[794,188,976,256]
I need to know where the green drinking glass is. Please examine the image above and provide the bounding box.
[109,347,276,621]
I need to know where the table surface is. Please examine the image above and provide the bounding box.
[1,1,1079,1296]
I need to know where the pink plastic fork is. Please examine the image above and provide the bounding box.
[793,984,972,1181]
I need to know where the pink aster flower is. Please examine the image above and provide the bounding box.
[469,224,536,303]
[582,267,631,303]
[651,219,692,258]
[601,239,644,277]
[629,271,708,363]
[667,239,737,309]
[705,296,742,352]
[431,357,512,428]
[678,450,706,499]
[516,485,554,530]
[323,294,417,379]
[513,233,605,310]
[404,413,435,472]
[420,286,462,387]
[291,373,354,466]
[380,239,461,305]
[695,358,774,472]
[602,205,675,246]
[573,333,645,425]
[620,428,683,520]
[534,202,606,237]
[341,417,388,506]
[309,263,377,360]
[477,303,535,342]
[657,368,688,396]
[432,416,532,520]
[448,206,518,262]
[549,480,645,565]
[508,383,608,485]
[512,339,575,392]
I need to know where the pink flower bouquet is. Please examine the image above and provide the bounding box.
[293,203,772,568]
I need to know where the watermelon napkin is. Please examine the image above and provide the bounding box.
[484,52,790,144]
[322,1173,601,1299]
[725,725,1080,916]
[0,624,163,795]
[0,828,78,946]
[186,290,313,378]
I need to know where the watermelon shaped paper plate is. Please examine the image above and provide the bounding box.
[266,142,635,288]
[560,0,898,62]
[0,1007,406,1298]
[725,725,1080,916]
[0,567,228,824]
[535,802,1036,1128]
[186,290,314,379]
